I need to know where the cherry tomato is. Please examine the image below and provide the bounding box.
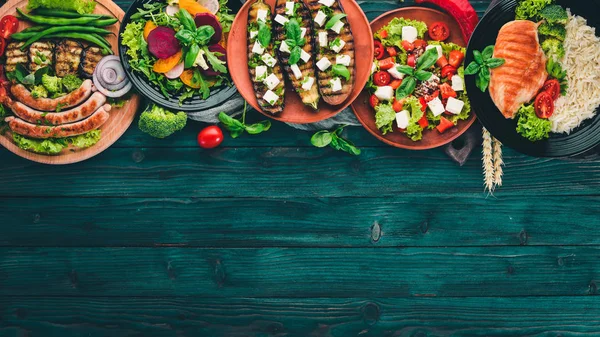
[436,55,449,68]
[0,16,18,40]
[429,22,450,41]
[448,50,465,68]
[535,92,555,119]
[369,94,379,108]
[386,47,397,57]
[439,83,457,99]
[390,79,403,90]
[419,97,427,112]
[379,29,388,38]
[374,40,385,60]
[0,37,5,58]
[418,114,429,129]
[423,90,440,103]
[373,71,391,86]
[413,39,427,50]
[378,57,395,70]
[441,65,457,79]
[392,98,405,112]
[407,54,416,68]
[541,79,561,100]
[197,125,224,149]
[401,40,414,52]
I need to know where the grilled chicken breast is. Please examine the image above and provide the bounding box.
[29,41,54,72]
[490,20,548,119]
[5,42,28,72]
[55,39,83,77]
[305,0,355,106]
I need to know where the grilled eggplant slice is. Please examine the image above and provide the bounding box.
[80,46,104,78]
[273,0,319,109]
[55,39,84,77]
[247,0,285,114]
[29,41,54,72]
[306,0,355,105]
[5,42,28,72]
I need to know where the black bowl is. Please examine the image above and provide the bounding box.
[465,0,600,158]
[118,0,243,113]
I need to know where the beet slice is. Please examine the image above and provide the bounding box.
[201,44,227,77]
[194,13,222,45]
[147,27,181,59]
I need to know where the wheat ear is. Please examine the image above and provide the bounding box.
[492,137,504,188]
[482,128,495,193]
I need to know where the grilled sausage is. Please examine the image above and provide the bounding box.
[305,0,355,105]
[5,42,28,72]
[247,0,285,114]
[10,79,93,112]
[29,41,54,72]
[5,92,107,126]
[80,46,104,78]
[55,39,84,77]
[5,104,111,139]
[273,0,320,109]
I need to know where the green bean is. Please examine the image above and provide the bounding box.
[44,32,113,55]
[17,8,99,26]
[31,8,111,19]
[11,31,38,40]
[21,26,115,50]
[90,34,112,48]
[19,25,49,33]
[89,18,119,27]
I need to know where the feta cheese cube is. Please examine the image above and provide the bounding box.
[427,97,445,116]
[285,1,294,15]
[330,38,346,53]
[264,73,281,90]
[451,75,464,91]
[249,30,258,39]
[300,49,311,63]
[427,74,440,83]
[300,27,307,39]
[374,86,394,101]
[261,53,277,67]
[402,26,418,43]
[252,41,265,55]
[387,64,405,79]
[302,76,315,91]
[257,9,268,23]
[255,65,268,81]
[316,57,331,71]
[279,40,291,53]
[336,54,351,66]
[425,45,443,60]
[263,90,279,105]
[290,64,302,79]
[330,20,344,34]
[330,77,342,92]
[395,110,410,129]
[318,0,335,6]
[274,14,289,25]
[314,11,327,27]
[371,61,378,74]
[446,97,465,115]
[318,31,328,47]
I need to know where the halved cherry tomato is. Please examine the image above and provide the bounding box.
[373,71,391,86]
[441,65,456,79]
[419,97,427,112]
[448,50,465,68]
[390,79,402,90]
[436,116,454,133]
[374,40,385,60]
[392,98,405,112]
[401,40,414,52]
[379,29,388,39]
[541,79,560,100]
[0,15,19,40]
[535,91,555,119]
[439,83,457,99]
[0,37,6,58]
[429,22,450,41]
[386,47,397,57]
[418,114,429,129]
[378,57,395,70]
[413,39,427,50]
[436,55,449,68]
[369,94,379,108]
[423,90,440,103]
[407,54,416,68]
[197,125,224,149]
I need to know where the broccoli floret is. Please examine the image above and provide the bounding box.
[539,4,568,24]
[138,104,187,138]
[41,74,62,94]
[538,22,566,41]
[541,38,565,60]
[62,74,84,93]
[31,85,48,99]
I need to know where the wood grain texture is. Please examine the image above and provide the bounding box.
[1,196,599,247]
[0,247,598,297]
[1,297,600,337]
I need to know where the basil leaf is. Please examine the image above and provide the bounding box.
[286,18,303,44]
[414,70,433,81]
[416,48,439,71]
[245,120,272,134]
[486,58,505,69]
[203,46,228,74]
[175,29,195,45]
[396,65,415,76]
[258,22,271,47]
[332,64,350,81]
[464,61,480,75]
[195,26,216,45]
[396,77,416,100]
[476,68,490,92]
[285,38,297,49]
[218,112,245,130]
[22,73,35,85]
[177,9,196,31]
[311,130,333,148]
[482,45,495,61]
[325,13,347,30]
[335,137,361,156]
[288,46,302,65]
[473,50,484,65]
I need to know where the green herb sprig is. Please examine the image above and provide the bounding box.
[218,101,271,138]
[311,125,361,156]
[395,47,438,100]
[284,18,306,65]
[464,45,505,92]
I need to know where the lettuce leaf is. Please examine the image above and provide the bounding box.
[121,22,145,62]
[375,103,396,135]
[375,18,428,48]
[427,41,466,58]
[27,0,96,14]
[516,104,551,141]
[515,0,553,20]
[404,96,424,141]
[12,130,102,155]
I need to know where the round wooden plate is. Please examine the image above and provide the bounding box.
[227,0,373,124]
[351,7,477,150]
[0,0,140,165]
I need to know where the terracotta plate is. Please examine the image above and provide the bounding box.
[351,7,476,150]
[227,0,373,124]
[0,0,140,165]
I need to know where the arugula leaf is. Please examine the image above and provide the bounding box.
[332,64,350,81]
[203,47,228,74]
[325,14,347,30]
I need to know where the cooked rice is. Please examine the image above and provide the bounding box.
[550,10,600,134]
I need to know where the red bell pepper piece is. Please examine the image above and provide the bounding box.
[436,116,455,133]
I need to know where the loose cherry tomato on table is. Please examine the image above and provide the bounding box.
[379,29,388,39]
[436,55,449,68]
[197,125,224,149]
[390,79,403,90]
[441,64,456,79]
[369,94,379,108]
[407,54,416,68]
[413,39,427,50]
[429,21,450,41]
[535,91,555,119]
[541,79,560,100]
[0,15,18,40]
[439,83,457,99]
[401,40,414,52]
[436,116,455,133]
[386,47,397,57]
[448,50,465,68]
[378,57,395,70]
[374,40,385,60]
[373,71,391,86]
[392,98,405,112]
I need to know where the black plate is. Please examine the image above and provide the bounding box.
[118,0,243,113]
[466,0,600,158]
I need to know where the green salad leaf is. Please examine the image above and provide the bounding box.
[404,96,425,142]
[516,104,551,141]
[27,0,96,14]
[374,102,396,135]
[515,0,552,20]
[12,130,101,155]
[121,21,145,62]
[375,17,428,47]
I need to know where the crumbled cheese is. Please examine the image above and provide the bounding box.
[425,45,443,60]
[285,1,294,15]
[316,57,331,71]
[371,61,377,74]
[264,73,281,90]
[274,14,289,25]
[257,9,268,23]
[290,64,302,79]
[315,11,327,27]
[249,30,258,39]
[300,49,311,63]
[318,31,328,47]
[330,38,345,53]
[330,77,342,92]
[336,54,351,66]
[374,86,394,101]
[261,53,277,67]
[300,27,307,39]
[330,20,344,34]
[427,97,445,116]
[279,40,291,53]
[445,97,465,115]
[263,90,279,105]
[318,0,335,6]
[252,41,265,55]
[255,65,268,81]
[193,50,209,70]
[451,75,464,91]
[387,64,404,79]
[402,26,418,43]
[395,110,410,129]
[302,76,315,91]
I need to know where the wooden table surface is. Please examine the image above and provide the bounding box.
[1,0,600,336]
